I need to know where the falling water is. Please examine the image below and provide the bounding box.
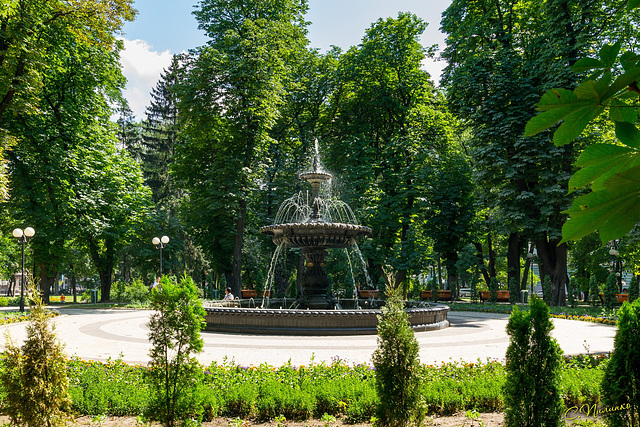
[262,242,286,308]
[352,243,374,289]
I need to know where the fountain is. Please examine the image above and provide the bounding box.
[203,143,449,335]
[259,152,371,309]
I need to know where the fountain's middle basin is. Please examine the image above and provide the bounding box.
[204,304,449,336]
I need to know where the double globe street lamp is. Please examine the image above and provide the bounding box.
[152,235,170,276]
[12,227,35,312]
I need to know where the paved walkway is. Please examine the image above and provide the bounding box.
[0,308,616,367]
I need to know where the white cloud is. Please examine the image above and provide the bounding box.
[118,38,173,120]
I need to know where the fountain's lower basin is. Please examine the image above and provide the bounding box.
[204,304,449,336]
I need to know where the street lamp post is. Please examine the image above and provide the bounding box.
[12,227,35,312]
[152,235,170,276]
[609,247,622,292]
[527,252,534,296]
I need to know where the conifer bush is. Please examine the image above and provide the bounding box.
[542,276,553,305]
[0,283,71,426]
[372,286,425,427]
[503,295,564,427]
[567,278,577,308]
[601,298,640,427]
[589,276,600,307]
[146,275,207,426]
[508,277,519,304]
[604,273,618,309]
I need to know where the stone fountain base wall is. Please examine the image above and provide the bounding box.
[204,305,449,336]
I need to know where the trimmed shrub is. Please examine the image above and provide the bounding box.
[503,295,564,427]
[372,286,425,427]
[601,298,640,426]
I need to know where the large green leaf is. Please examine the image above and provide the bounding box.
[629,0,640,11]
[615,121,640,148]
[569,144,639,191]
[610,99,638,123]
[570,58,605,73]
[598,42,621,68]
[552,104,605,146]
[562,173,640,243]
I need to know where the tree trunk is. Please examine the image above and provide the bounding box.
[231,198,246,298]
[487,231,496,279]
[99,267,113,302]
[535,237,567,306]
[507,232,520,288]
[473,241,491,286]
[37,265,54,304]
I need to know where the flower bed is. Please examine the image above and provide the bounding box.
[54,355,606,422]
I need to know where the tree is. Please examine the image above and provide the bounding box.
[442,0,637,305]
[0,0,135,126]
[372,286,425,427]
[146,275,206,426]
[503,296,564,427]
[179,0,309,297]
[73,143,151,302]
[4,17,146,302]
[325,13,456,295]
[1,283,71,426]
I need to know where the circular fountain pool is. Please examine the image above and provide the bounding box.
[203,299,449,336]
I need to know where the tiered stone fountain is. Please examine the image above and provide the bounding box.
[204,146,449,335]
[259,155,371,309]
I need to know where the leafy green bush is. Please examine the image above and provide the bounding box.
[372,286,425,427]
[503,296,564,427]
[0,297,8,307]
[601,299,640,426]
[146,275,206,426]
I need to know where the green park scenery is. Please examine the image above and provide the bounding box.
[3,0,640,425]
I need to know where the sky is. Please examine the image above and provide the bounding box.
[119,0,452,120]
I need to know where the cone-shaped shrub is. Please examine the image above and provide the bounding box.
[589,276,600,307]
[508,277,519,304]
[372,286,425,427]
[601,298,640,426]
[542,276,553,305]
[0,283,70,426]
[604,273,618,309]
[503,295,564,427]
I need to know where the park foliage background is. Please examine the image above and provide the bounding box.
[2,0,640,307]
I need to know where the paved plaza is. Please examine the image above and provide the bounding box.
[0,308,617,367]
